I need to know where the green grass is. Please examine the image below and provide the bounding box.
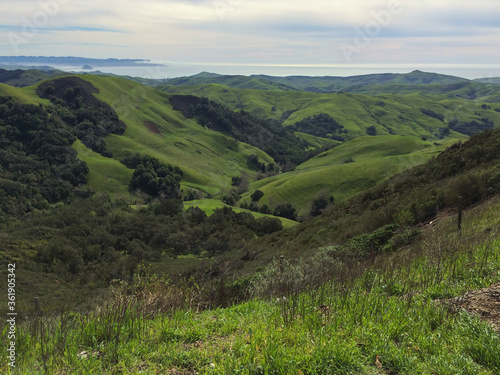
[159,84,500,139]
[294,132,341,149]
[80,75,274,197]
[73,140,134,200]
[4,196,500,374]
[160,70,469,93]
[0,82,49,104]
[184,199,298,229]
[244,135,462,215]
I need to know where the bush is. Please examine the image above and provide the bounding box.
[273,203,297,221]
[251,190,264,202]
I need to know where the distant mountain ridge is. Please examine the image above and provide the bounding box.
[165,70,470,93]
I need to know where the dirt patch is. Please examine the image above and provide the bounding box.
[446,282,500,334]
[143,121,161,135]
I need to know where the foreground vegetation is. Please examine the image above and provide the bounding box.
[2,195,500,374]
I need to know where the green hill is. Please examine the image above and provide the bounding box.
[166,71,299,91]
[159,83,500,139]
[243,135,461,216]
[2,73,495,217]
[0,68,67,87]
[251,69,469,92]
[162,70,469,93]
[41,75,277,197]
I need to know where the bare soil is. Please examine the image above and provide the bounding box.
[446,281,500,334]
[143,121,161,135]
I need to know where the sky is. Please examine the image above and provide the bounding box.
[1,0,500,77]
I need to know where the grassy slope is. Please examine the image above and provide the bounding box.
[72,140,134,200]
[5,196,500,374]
[0,77,279,205]
[159,84,500,139]
[0,68,67,87]
[0,82,49,104]
[71,75,275,196]
[244,135,463,215]
[163,70,469,93]
[342,82,500,102]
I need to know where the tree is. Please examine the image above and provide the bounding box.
[310,195,330,217]
[251,190,264,202]
[366,126,377,136]
[273,203,297,221]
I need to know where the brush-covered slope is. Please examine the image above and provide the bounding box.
[237,126,500,270]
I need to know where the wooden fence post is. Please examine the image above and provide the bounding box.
[458,196,463,234]
[34,297,40,310]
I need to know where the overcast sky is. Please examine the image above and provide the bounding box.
[1,0,499,76]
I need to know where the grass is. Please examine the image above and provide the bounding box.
[79,75,273,197]
[1,75,485,215]
[3,196,500,374]
[0,82,50,105]
[73,140,134,200]
[159,84,500,139]
[244,135,462,215]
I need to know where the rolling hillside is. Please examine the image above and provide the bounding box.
[242,135,461,216]
[2,73,496,217]
[0,68,66,87]
[160,83,500,139]
[0,76,275,198]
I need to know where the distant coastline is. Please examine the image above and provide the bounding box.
[0,56,162,67]
[1,56,500,80]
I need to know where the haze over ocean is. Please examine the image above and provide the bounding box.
[18,62,500,80]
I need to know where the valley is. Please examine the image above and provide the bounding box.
[1,68,500,374]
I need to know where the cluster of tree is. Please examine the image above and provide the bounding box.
[289,113,347,141]
[121,154,184,199]
[170,95,331,166]
[240,200,298,221]
[310,194,334,217]
[0,97,88,219]
[0,69,25,83]
[6,195,283,283]
[240,201,271,214]
[37,77,126,156]
[366,126,377,136]
[420,108,445,122]
[448,118,494,136]
[246,154,276,172]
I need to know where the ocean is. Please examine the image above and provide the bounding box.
[64,63,500,81]
[7,61,500,80]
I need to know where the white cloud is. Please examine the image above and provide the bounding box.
[0,0,499,70]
